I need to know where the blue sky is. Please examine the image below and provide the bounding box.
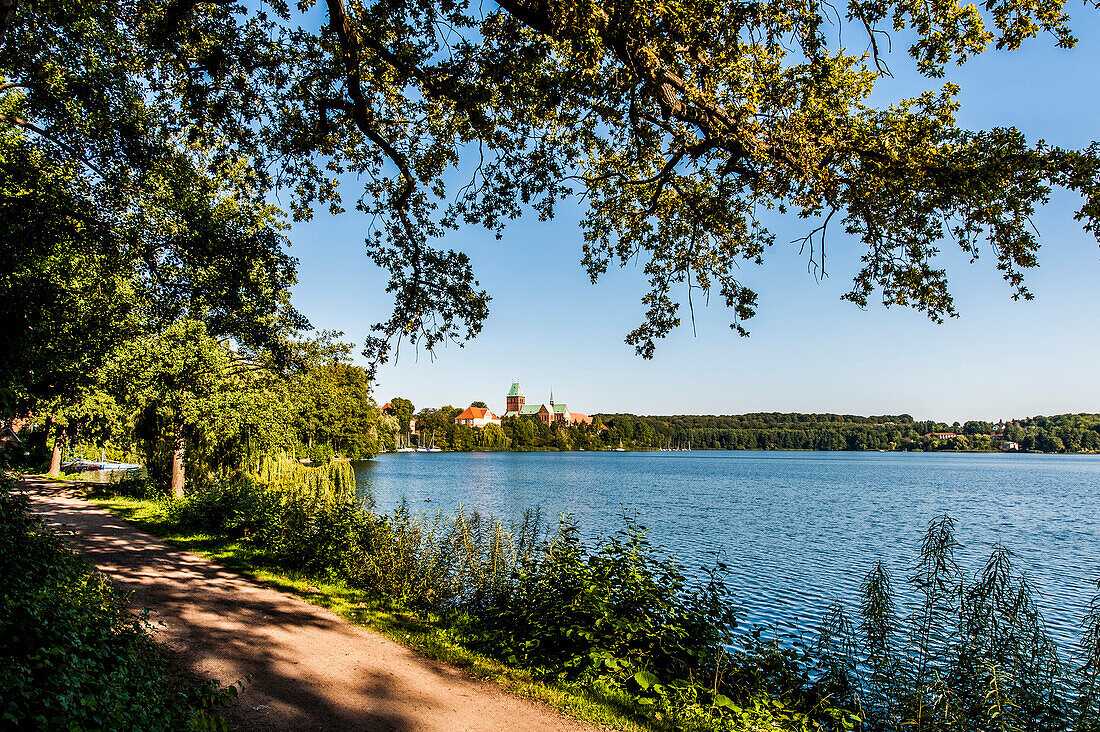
[287,11,1100,422]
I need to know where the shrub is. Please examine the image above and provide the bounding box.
[471,514,737,679]
[161,459,371,578]
[249,487,370,576]
[163,480,281,539]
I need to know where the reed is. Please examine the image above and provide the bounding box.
[353,502,544,609]
[810,515,1100,731]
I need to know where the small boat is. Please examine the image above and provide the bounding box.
[613,439,626,452]
[62,460,142,472]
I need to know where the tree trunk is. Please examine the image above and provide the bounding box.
[47,426,65,477]
[170,420,186,498]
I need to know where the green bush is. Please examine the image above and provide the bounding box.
[161,469,372,579]
[104,470,162,499]
[464,514,852,730]
[472,514,736,678]
[163,480,281,538]
[249,487,370,576]
[0,475,233,730]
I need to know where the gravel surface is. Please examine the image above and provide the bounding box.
[21,477,602,732]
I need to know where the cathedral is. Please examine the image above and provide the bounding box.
[502,382,592,426]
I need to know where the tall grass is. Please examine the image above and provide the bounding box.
[814,515,1100,731]
[352,501,544,608]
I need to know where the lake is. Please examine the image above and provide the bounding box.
[353,450,1100,650]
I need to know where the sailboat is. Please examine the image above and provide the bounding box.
[613,439,626,452]
[426,431,442,452]
[396,433,416,452]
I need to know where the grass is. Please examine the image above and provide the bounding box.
[82,485,681,732]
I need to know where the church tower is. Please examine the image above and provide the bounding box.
[506,381,525,413]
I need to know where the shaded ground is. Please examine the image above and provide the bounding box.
[20,477,601,732]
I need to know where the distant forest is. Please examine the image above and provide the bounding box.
[589,412,1100,453]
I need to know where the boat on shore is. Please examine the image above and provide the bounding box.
[418,431,443,452]
[62,460,142,472]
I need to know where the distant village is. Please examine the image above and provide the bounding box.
[383,381,593,435]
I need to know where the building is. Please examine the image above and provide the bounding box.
[454,406,502,428]
[501,382,592,426]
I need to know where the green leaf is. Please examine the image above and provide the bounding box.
[713,693,737,709]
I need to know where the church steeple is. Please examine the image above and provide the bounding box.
[549,387,554,406]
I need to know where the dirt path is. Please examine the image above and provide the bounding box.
[20,477,602,732]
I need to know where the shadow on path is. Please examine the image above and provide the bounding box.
[21,478,597,732]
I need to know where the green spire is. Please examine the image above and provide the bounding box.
[507,381,524,397]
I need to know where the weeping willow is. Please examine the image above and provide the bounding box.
[251,453,357,502]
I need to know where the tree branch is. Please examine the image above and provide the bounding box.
[0,112,108,178]
[323,0,416,210]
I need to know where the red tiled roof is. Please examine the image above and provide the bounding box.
[456,407,497,421]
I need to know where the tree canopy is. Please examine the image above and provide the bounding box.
[3,0,1099,366]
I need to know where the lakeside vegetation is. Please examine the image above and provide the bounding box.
[0,475,238,730]
[62,469,1100,732]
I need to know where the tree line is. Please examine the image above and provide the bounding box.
[598,412,1100,453]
